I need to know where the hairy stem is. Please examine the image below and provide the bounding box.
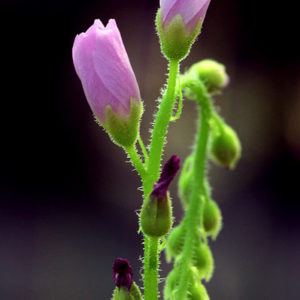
[138,135,149,166]
[126,145,147,181]
[143,237,159,300]
[143,59,180,300]
[145,59,179,198]
[175,81,212,300]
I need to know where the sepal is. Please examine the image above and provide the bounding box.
[156,9,202,61]
[112,283,142,300]
[98,98,143,148]
[140,192,173,237]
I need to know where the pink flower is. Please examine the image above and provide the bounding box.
[72,19,141,124]
[160,0,211,34]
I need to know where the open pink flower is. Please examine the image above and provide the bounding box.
[160,0,211,34]
[72,19,141,124]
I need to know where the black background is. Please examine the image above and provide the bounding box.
[0,0,299,299]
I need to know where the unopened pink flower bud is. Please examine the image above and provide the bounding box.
[156,0,211,61]
[160,0,211,35]
[72,19,143,147]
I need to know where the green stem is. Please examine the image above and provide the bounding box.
[211,111,225,134]
[126,145,147,181]
[143,237,159,300]
[145,59,180,198]
[170,77,183,122]
[175,81,212,300]
[143,59,179,300]
[138,135,149,166]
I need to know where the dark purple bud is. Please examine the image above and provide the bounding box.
[113,258,133,290]
[152,155,180,198]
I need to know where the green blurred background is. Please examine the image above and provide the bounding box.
[0,0,299,299]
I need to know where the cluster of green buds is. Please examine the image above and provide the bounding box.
[163,58,241,299]
[182,59,241,170]
[164,265,210,300]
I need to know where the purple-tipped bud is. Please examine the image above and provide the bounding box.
[152,155,181,198]
[140,155,180,237]
[160,0,211,34]
[113,258,133,290]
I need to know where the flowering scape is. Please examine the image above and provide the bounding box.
[72,0,241,299]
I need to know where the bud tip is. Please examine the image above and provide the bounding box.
[113,258,133,290]
[152,155,180,198]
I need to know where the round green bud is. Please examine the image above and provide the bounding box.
[203,199,222,240]
[189,59,229,93]
[209,124,241,169]
[140,193,173,238]
[188,267,210,300]
[192,242,214,282]
[156,9,202,61]
[166,224,186,262]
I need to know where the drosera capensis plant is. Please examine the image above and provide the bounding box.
[72,0,241,299]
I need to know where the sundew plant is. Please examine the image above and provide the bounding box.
[72,0,241,299]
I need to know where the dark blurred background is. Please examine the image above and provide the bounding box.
[0,0,299,299]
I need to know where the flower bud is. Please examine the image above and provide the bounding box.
[166,223,185,262]
[189,266,210,300]
[156,0,211,61]
[189,59,230,93]
[164,267,209,300]
[112,258,142,300]
[192,242,214,281]
[209,124,241,169]
[140,155,180,237]
[203,199,222,240]
[188,280,210,300]
[72,19,143,148]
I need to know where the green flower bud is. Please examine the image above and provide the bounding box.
[164,267,210,300]
[166,223,186,262]
[140,192,173,237]
[192,242,214,282]
[188,281,210,300]
[189,59,229,93]
[209,124,241,169]
[188,266,210,300]
[203,199,222,240]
